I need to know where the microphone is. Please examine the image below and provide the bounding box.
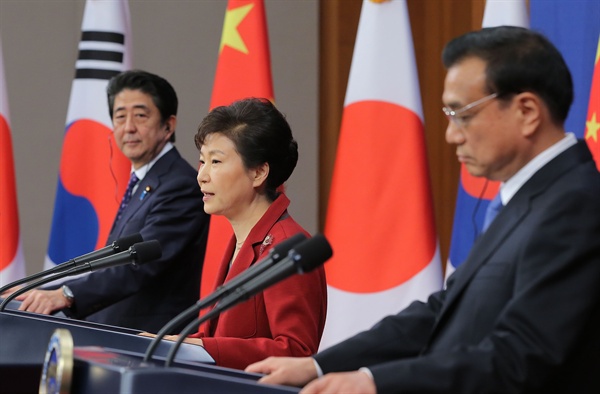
[163,234,332,367]
[0,240,161,312]
[69,239,161,273]
[211,233,331,310]
[0,233,143,295]
[68,233,145,267]
[200,232,307,307]
[143,232,307,362]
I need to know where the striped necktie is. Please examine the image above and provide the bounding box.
[115,172,139,222]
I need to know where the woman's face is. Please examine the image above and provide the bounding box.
[197,133,258,220]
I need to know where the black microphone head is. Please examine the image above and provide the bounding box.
[113,233,144,252]
[130,240,162,265]
[270,233,307,261]
[290,234,332,274]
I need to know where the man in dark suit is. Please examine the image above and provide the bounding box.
[246,26,600,394]
[18,70,210,333]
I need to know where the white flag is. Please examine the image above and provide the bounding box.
[483,0,529,28]
[320,0,442,350]
[45,0,133,269]
[0,35,26,286]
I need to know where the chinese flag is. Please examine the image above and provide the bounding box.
[200,0,274,298]
[585,36,600,169]
[530,2,599,165]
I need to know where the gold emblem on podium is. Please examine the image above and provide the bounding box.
[39,328,73,394]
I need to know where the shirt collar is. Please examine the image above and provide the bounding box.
[499,133,577,205]
[131,142,174,180]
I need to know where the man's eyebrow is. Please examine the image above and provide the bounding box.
[114,104,150,112]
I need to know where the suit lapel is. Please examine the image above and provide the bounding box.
[119,175,159,223]
[442,199,528,311]
[429,141,590,341]
[109,148,180,236]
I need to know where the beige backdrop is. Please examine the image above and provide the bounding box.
[0,0,318,275]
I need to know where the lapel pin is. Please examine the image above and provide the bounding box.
[140,186,152,201]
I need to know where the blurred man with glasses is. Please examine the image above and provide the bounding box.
[247,26,600,394]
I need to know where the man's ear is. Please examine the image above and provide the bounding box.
[516,92,542,137]
[165,115,176,140]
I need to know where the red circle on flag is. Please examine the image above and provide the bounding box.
[1,115,19,269]
[61,119,130,248]
[325,101,437,293]
[460,164,499,199]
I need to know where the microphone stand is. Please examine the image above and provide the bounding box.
[162,234,332,367]
[162,262,301,367]
[143,301,205,363]
[0,266,82,311]
[0,240,160,312]
[163,302,227,367]
[0,262,74,295]
[0,233,142,295]
[143,233,307,363]
[163,262,307,367]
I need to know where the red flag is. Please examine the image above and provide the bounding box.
[319,0,442,350]
[585,35,600,169]
[0,36,26,286]
[200,0,274,298]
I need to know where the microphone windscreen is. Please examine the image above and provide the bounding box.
[114,233,144,252]
[131,240,162,264]
[293,234,332,273]
[271,232,307,257]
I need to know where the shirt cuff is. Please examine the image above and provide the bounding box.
[312,358,324,377]
[312,358,374,382]
[358,367,374,380]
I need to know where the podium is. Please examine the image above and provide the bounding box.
[0,307,213,393]
[1,307,299,393]
[70,347,299,393]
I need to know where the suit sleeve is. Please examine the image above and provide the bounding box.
[315,288,445,372]
[65,169,207,318]
[319,178,600,394]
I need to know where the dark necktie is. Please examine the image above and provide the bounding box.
[483,193,503,232]
[116,172,139,222]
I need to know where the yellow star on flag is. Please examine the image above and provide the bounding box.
[586,112,599,143]
[219,3,254,54]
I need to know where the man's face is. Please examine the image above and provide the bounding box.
[442,57,523,182]
[112,89,173,169]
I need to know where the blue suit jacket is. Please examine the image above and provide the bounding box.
[316,141,600,394]
[65,148,209,333]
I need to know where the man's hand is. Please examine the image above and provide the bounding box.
[245,357,318,387]
[300,371,376,394]
[17,288,69,314]
[0,285,22,297]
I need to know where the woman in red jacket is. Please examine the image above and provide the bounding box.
[177,97,327,370]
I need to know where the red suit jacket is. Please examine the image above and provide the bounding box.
[191,194,327,370]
